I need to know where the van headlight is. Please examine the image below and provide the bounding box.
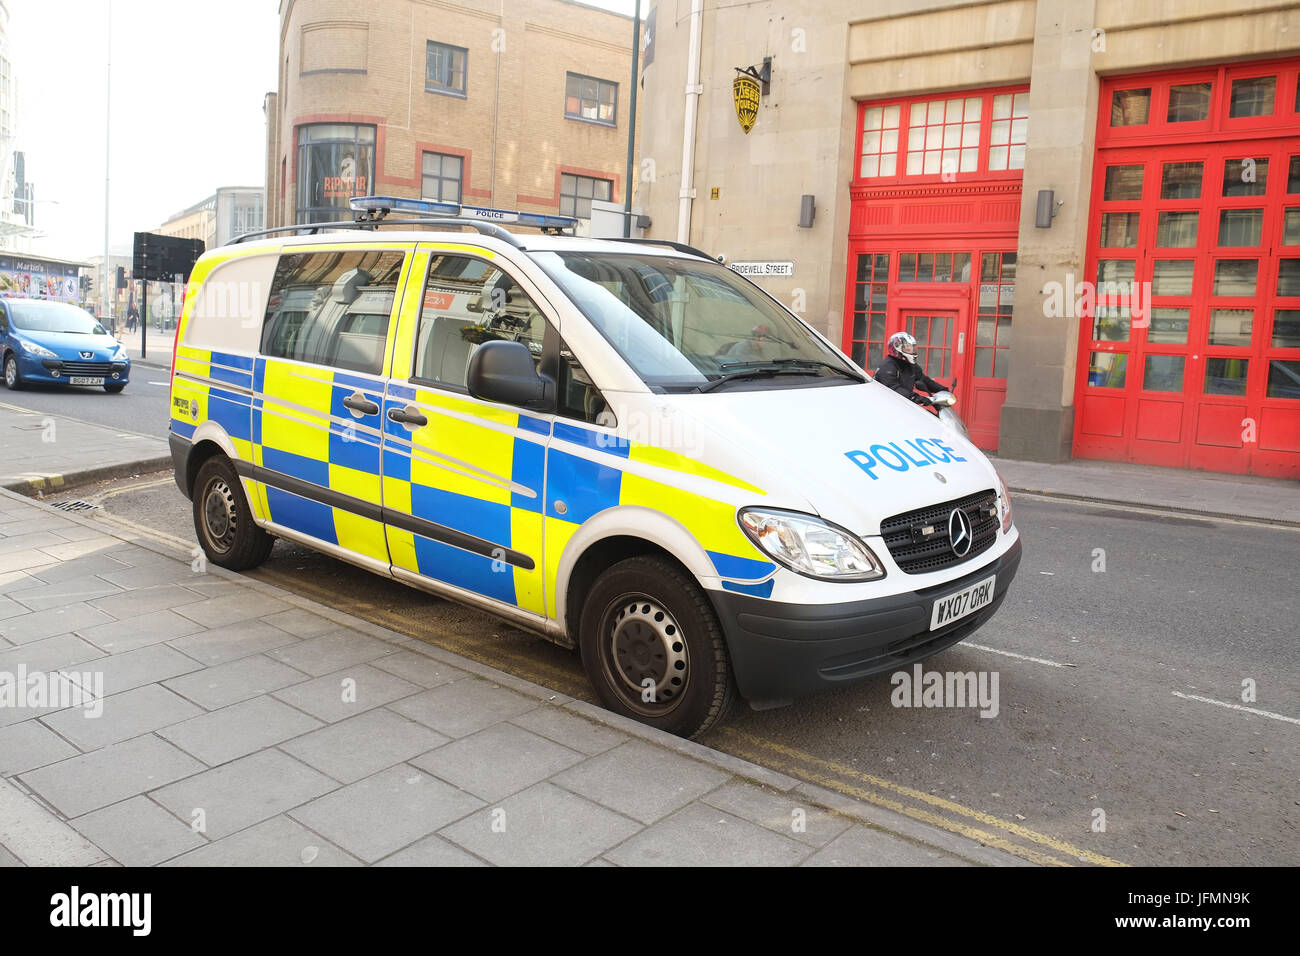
[998,475,1014,533]
[739,508,885,581]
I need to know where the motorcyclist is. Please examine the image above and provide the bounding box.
[874,331,946,407]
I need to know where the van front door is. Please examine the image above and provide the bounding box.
[380,247,553,622]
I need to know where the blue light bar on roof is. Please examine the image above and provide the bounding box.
[350,195,460,217]
[349,196,578,230]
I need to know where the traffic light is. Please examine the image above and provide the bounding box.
[116,266,126,290]
[79,274,91,293]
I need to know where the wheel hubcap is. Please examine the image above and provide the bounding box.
[203,478,238,553]
[606,597,688,712]
[5,360,15,386]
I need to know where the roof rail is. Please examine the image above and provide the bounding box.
[228,217,526,249]
[594,236,721,262]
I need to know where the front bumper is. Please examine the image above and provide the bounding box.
[710,536,1022,703]
[23,352,130,386]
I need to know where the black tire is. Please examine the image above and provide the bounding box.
[578,555,737,738]
[104,383,125,393]
[4,353,23,390]
[192,456,274,571]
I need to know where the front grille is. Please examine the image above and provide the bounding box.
[42,361,123,377]
[880,488,999,574]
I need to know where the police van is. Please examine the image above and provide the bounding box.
[168,196,1022,738]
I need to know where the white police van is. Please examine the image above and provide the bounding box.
[169,196,1022,738]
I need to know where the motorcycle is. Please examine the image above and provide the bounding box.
[927,379,969,438]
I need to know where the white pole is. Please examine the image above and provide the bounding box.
[676,0,703,244]
[102,0,112,326]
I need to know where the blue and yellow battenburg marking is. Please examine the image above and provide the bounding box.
[171,246,780,625]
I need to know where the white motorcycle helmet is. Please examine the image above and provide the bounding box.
[887,331,918,364]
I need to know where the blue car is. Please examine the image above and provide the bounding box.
[0,298,131,393]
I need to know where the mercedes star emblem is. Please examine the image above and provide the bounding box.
[948,508,973,557]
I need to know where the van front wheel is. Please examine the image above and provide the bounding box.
[192,456,274,571]
[579,555,736,739]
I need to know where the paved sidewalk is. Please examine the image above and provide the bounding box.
[995,456,1300,525]
[0,488,1021,867]
[0,402,170,496]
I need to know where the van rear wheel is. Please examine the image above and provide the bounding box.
[192,456,274,571]
[578,555,736,739]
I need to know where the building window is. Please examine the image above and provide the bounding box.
[1228,75,1275,117]
[422,152,463,203]
[1110,88,1151,126]
[1167,82,1212,123]
[988,92,1030,171]
[859,105,900,178]
[856,87,1029,182]
[560,173,613,219]
[849,253,889,370]
[905,97,981,176]
[897,252,972,282]
[426,41,467,96]
[295,124,376,224]
[565,73,617,125]
[977,252,1016,379]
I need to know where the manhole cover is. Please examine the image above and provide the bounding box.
[51,500,99,512]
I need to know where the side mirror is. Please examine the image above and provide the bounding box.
[467,340,553,410]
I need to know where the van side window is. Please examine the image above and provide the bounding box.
[260,250,404,375]
[411,254,547,390]
[559,341,609,424]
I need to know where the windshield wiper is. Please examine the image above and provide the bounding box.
[698,359,863,393]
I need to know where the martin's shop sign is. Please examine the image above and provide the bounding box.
[0,255,80,301]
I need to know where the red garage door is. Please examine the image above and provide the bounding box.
[845,86,1026,450]
[1075,60,1300,478]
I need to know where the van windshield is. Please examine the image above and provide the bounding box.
[534,251,862,392]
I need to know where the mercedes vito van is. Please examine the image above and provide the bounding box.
[169,197,1022,738]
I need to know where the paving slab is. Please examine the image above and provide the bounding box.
[604,801,812,867]
[0,719,81,776]
[162,815,362,867]
[388,677,537,738]
[550,739,730,825]
[289,765,485,863]
[71,795,208,867]
[270,663,422,723]
[410,722,585,803]
[158,696,323,766]
[278,707,448,784]
[162,654,306,710]
[150,749,338,840]
[19,734,206,818]
[40,683,203,752]
[439,782,641,867]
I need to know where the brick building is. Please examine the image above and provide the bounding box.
[265,0,638,231]
[637,0,1300,478]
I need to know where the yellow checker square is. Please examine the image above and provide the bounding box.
[382,474,412,514]
[510,508,546,615]
[408,421,514,506]
[329,462,381,507]
[619,472,757,560]
[543,515,581,615]
[333,508,389,563]
[258,362,332,462]
[174,346,211,380]
[386,526,418,571]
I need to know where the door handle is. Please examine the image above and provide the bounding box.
[388,405,429,428]
[342,393,379,417]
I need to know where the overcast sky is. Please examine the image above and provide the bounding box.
[10,0,641,263]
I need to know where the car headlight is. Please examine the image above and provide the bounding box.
[739,508,885,581]
[20,340,56,358]
[998,474,1014,533]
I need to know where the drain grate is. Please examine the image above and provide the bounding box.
[51,500,99,512]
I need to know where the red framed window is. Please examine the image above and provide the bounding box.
[854,85,1030,185]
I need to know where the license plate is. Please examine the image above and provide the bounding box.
[69,377,105,386]
[930,575,996,630]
